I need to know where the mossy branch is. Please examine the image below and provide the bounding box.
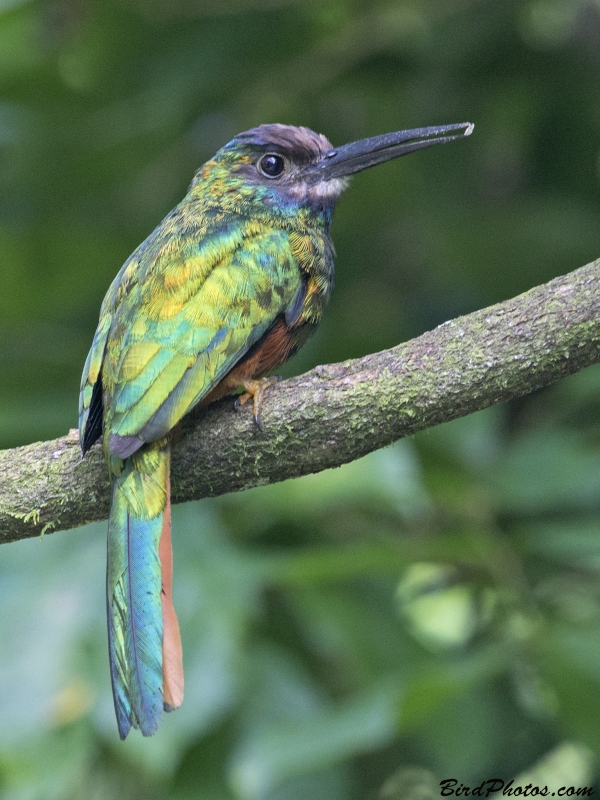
[2,258,600,544]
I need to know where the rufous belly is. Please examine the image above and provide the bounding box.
[200,318,297,406]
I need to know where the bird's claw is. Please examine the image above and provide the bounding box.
[234,376,282,430]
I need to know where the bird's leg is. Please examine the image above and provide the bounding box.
[234,376,282,429]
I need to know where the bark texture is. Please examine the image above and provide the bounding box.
[2,258,599,544]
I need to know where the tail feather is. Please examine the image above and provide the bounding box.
[159,475,184,711]
[107,440,182,739]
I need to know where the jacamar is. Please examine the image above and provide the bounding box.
[79,120,473,738]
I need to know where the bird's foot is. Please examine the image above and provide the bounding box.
[234,376,282,429]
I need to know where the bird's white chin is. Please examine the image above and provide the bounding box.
[286,177,349,205]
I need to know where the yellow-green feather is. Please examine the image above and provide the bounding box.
[102,227,303,443]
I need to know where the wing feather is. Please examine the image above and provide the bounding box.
[79,314,111,453]
[98,223,302,451]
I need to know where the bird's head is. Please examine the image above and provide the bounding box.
[194,122,474,220]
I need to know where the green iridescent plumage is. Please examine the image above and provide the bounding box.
[79,121,473,738]
[107,443,168,737]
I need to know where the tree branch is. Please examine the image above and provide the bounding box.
[2,258,600,544]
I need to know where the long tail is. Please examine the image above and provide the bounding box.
[107,440,184,739]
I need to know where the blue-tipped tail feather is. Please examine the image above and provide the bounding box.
[106,442,183,739]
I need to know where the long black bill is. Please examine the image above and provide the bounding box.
[307,122,474,182]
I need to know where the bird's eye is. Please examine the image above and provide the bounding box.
[258,153,286,178]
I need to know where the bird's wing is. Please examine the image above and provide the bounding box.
[79,310,112,453]
[79,214,250,453]
[98,221,301,456]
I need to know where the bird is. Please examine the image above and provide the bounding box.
[78,119,474,739]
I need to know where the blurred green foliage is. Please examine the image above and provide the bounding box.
[2,0,600,797]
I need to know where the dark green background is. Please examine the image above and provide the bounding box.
[2,0,600,797]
